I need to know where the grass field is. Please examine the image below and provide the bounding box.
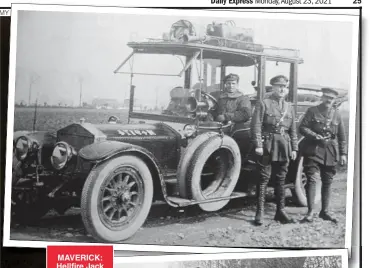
[13,107,129,132]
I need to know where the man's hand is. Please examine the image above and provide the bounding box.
[340,155,347,166]
[255,147,264,156]
[315,134,324,140]
[291,151,297,161]
[216,114,226,122]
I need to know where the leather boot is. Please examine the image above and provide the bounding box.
[274,179,296,224]
[319,182,337,223]
[301,181,316,223]
[254,183,266,226]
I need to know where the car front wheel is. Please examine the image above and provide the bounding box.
[81,155,153,242]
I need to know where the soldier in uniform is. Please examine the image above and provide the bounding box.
[213,73,252,156]
[299,87,347,223]
[213,73,252,125]
[251,75,298,225]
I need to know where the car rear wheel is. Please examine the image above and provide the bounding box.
[81,155,153,242]
[291,155,321,207]
[185,135,241,212]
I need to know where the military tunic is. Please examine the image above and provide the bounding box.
[213,90,252,157]
[252,95,298,162]
[299,103,347,166]
[214,91,252,125]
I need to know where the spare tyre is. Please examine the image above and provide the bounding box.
[177,132,219,198]
[185,135,242,211]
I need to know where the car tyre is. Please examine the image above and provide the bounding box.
[81,155,153,242]
[177,132,219,198]
[185,135,241,212]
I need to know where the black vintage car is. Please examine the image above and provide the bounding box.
[11,23,336,243]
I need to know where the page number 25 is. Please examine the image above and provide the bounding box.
[353,0,361,4]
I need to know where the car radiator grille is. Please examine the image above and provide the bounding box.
[57,133,94,151]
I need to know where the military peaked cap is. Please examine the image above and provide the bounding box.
[224,73,240,83]
[270,75,288,86]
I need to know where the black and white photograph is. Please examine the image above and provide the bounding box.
[3,4,359,251]
[113,250,348,268]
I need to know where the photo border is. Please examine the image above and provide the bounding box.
[3,3,360,253]
[113,249,348,268]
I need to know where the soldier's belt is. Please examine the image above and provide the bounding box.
[319,135,337,145]
[262,127,289,135]
[321,133,336,140]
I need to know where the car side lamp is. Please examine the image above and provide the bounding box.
[50,142,77,171]
[14,136,39,162]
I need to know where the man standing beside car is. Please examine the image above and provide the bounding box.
[213,73,252,126]
[213,73,252,157]
[251,75,298,226]
[299,87,347,223]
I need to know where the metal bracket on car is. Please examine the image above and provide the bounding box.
[48,180,68,198]
[34,165,44,187]
[178,51,200,77]
[219,128,224,139]
[113,51,135,74]
[114,50,200,78]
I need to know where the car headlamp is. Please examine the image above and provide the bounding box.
[15,136,35,161]
[183,124,197,138]
[50,142,75,170]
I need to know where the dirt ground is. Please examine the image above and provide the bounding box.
[9,172,348,249]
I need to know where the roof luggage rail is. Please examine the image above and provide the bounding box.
[141,36,300,58]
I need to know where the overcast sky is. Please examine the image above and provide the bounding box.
[14,10,354,107]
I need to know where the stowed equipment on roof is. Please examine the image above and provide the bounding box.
[165,19,262,52]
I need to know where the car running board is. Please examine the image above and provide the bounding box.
[166,191,247,207]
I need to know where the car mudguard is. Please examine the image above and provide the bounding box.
[80,141,143,161]
[79,140,168,201]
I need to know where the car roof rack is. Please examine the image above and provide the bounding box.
[127,36,303,66]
